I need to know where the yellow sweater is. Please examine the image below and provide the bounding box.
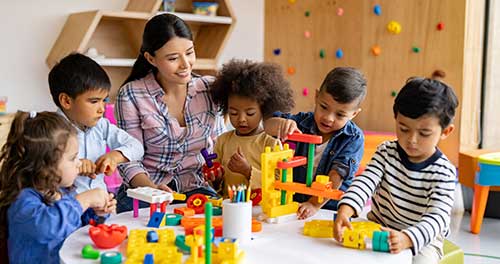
[214,130,279,197]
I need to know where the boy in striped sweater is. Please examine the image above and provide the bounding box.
[334,77,459,264]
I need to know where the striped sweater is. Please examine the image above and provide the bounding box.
[338,140,456,255]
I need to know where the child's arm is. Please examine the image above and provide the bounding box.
[263,117,301,140]
[103,119,144,163]
[95,150,128,176]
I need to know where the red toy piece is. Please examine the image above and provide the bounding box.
[437,22,445,31]
[186,193,209,214]
[286,132,322,144]
[250,188,262,206]
[89,224,127,249]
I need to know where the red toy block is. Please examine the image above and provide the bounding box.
[186,193,208,214]
[174,207,195,216]
[287,132,322,144]
[89,224,127,249]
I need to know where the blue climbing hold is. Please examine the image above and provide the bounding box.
[374,5,382,16]
[335,49,343,59]
[273,48,281,56]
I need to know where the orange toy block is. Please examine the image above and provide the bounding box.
[277,156,307,169]
[174,207,195,216]
[274,181,343,200]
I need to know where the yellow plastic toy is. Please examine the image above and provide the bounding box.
[126,229,182,264]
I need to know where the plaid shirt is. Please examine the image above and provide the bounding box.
[115,73,225,192]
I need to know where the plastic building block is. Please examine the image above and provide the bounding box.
[147,230,159,243]
[81,244,100,259]
[212,207,223,216]
[100,251,122,264]
[277,156,307,169]
[144,253,154,264]
[89,224,127,249]
[175,235,191,254]
[174,207,195,216]
[187,193,209,214]
[127,229,181,264]
[126,186,174,204]
[286,132,322,144]
[201,148,217,167]
[165,213,182,226]
[372,231,390,252]
[250,188,262,206]
[273,182,343,200]
[201,148,224,181]
[173,192,187,201]
[303,220,334,238]
[147,212,166,228]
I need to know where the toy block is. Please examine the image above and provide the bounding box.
[100,251,122,263]
[303,220,334,238]
[147,212,166,228]
[187,193,209,214]
[274,182,343,200]
[441,239,464,264]
[127,229,181,264]
[277,156,307,169]
[147,230,159,243]
[217,238,245,262]
[287,132,323,144]
[127,186,174,204]
[88,224,127,249]
[372,231,390,252]
[266,202,299,218]
[81,244,100,259]
[165,213,183,226]
[174,207,196,216]
[173,192,187,201]
[175,235,191,254]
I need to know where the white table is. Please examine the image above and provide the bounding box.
[60,206,412,264]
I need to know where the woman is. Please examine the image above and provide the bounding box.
[115,13,225,212]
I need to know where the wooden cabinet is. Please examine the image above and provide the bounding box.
[46,0,235,101]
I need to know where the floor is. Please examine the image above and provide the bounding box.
[448,211,500,263]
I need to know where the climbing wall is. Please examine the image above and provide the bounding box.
[265,0,478,164]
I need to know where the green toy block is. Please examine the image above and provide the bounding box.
[81,244,100,259]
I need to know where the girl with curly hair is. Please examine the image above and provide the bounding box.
[0,111,115,264]
[208,59,294,198]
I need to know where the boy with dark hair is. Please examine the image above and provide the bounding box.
[334,77,459,264]
[264,67,367,219]
[48,53,144,195]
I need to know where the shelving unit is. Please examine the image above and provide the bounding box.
[46,0,235,101]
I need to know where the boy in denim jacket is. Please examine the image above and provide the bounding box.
[264,67,367,219]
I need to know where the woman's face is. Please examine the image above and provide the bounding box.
[145,37,196,86]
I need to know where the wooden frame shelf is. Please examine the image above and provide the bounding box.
[46,0,235,101]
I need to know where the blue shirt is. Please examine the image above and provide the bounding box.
[7,188,83,264]
[274,112,364,209]
[57,109,144,193]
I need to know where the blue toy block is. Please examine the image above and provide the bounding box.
[144,253,154,264]
[147,212,165,228]
[147,230,159,243]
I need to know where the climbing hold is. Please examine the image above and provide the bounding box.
[305,11,310,17]
[335,49,343,59]
[287,67,296,75]
[371,45,381,56]
[337,7,344,16]
[387,21,402,34]
[273,48,281,56]
[373,5,382,16]
[302,87,309,96]
[437,22,445,31]
[319,49,326,59]
[391,91,397,97]
[288,0,296,4]
[412,46,421,53]
[304,31,311,38]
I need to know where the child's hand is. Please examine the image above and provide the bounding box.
[75,188,110,211]
[203,165,225,182]
[94,193,117,216]
[79,159,96,179]
[95,151,123,176]
[227,146,251,178]
[278,119,301,141]
[297,201,321,220]
[380,227,413,254]
[333,205,354,242]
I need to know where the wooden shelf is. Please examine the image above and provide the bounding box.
[47,0,235,102]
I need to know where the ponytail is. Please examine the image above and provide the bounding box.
[122,53,154,86]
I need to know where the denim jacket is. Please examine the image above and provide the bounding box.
[274,111,364,209]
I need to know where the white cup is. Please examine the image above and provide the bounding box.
[222,199,252,244]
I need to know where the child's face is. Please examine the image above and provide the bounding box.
[144,37,195,87]
[228,95,263,136]
[61,89,108,129]
[58,135,81,188]
[314,90,361,139]
[395,113,454,163]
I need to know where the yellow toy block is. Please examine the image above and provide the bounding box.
[342,222,381,250]
[217,238,245,264]
[267,202,299,218]
[303,220,334,238]
[126,229,181,264]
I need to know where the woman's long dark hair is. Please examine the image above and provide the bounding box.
[122,13,193,85]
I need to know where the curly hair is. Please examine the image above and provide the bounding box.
[210,59,294,119]
[0,111,76,261]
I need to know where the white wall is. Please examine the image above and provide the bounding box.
[0,0,263,112]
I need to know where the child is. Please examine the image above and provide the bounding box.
[48,53,144,196]
[0,111,115,264]
[334,77,458,264]
[264,67,367,219]
[209,59,294,196]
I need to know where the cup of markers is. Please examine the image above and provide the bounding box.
[223,184,252,244]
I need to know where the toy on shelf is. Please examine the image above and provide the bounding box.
[260,132,343,222]
[192,2,219,16]
[88,224,127,249]
[303,220,390,253]
[126,186,185,218]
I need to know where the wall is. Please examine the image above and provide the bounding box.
[0,0,264,112]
